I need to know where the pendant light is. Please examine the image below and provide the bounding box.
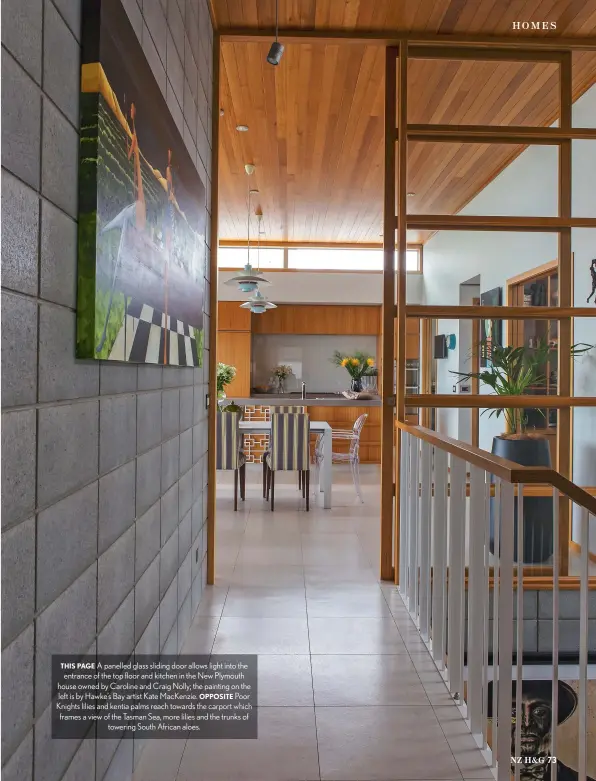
[266,0,284,65]
[240,289,277,314]
[224,165,271,293]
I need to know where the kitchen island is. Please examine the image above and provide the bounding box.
[222,394,381,464]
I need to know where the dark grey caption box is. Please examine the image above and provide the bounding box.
[52,655,258,739]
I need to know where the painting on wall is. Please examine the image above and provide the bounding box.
[480,286,502,367]
[485,678,596,781]
[76,0,205,365]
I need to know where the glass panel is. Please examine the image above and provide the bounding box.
[217,246,284,269]
[287,247,421,272]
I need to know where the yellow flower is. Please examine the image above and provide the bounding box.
[340,358,349,367]
[366,358,375,366]
[351,358,360,366]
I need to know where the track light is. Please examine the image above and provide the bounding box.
[267,0,284,65]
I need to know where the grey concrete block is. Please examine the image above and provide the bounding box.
[179,367,194,386]
[1,170,39,295]
[197,110,209,169]
[134,555,160,643]
[185,38,198,104]
[168,0,184,60]
[1,518,35,647]
[103,734,133,781]
[178,589,192,651]
[192,569,203,616]
[38,305,99,402]
[42,0,80,124]
[193,384,204,424]
[35,564,96,715]
[135,606,159,655]
[183,120,196,163]
[191,497,203,542]
[41,98,78,217]
[179,509,192,564]
[1,0,42,81]
[192,459,203,500]
[142,22,166,96]
[163,365,182,388]
[1,729,32,781]
[137,391,162,453]
[159,576,177,647]
[166,80,184,135]
[1,49,41,189]
[37,401,99,508]
[1,291,37,407]
[160,529,178,598]
[179,468,193,520]
[100,363,137,395]
[180,386,194,432]
[100,395,136,475]
[162,389,180,440]
[136,445,161,516]
[537,619,596,653]
[161,435,179,492]
[186,3,199,63]
[538,589,596,620]
[184,79,197,143]
[99,460,135,555]
[138,364,162,391]
[162,617,178,655]
[1,626,33,757]
[52,0,81,40]
[135,500,161,580]
[180,428,193,476]
[98,591,134,656]
[61,737,95,781]
[40,199,77,308]
[120,0,142,41]
[37,482,98,611]
[166,30,184,107]
[33,703,84,781]
[160,482,179,544]
[178,549,192,609]
[1,410,36,529]
[197,81,208,144]
[144,0,166,64]
[98,526,135,631]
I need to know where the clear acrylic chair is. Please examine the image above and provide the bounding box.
[314,413,368,503]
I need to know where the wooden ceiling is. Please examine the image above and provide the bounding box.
[215,1,596,245]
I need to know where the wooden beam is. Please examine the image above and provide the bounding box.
[406,215,596,231]
[381,45,398,583]
[219,29,596,51]
[420,318,433,429]
[405,394,595,408]
[206,33,220,586]
[218,239,423,250]
[407,124,596,144]
[558,51,573,578]
[405,305,596,319]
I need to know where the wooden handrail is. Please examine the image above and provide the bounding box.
[396,421,596,516]
[405,215,596,231]
[407,124,596,143]
[405,305,596,319]
[405,394,595,408]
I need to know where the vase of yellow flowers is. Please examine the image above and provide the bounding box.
[331,351,375,393]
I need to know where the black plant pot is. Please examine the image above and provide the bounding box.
[490,436,553,564]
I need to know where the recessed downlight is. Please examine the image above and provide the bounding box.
[236,124,249,132]
[407,192,415,197]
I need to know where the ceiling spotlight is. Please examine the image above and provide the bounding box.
[236,124,249,132]
[407,192,415,197]
[244,163,255,176]
[219,108,225,116]
[267,0,284,65]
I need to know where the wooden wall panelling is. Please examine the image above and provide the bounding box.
[217,331,252,397]
[251,304,381,335]
[218,301,252,331]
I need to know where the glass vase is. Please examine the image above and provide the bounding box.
[350,378,362,393]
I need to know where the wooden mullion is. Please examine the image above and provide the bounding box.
[405,394,594,408]
[420,317,432,429]
[405,305,596,319]
[406,215,596,231]
[381,45,398,583]
[407,124,596,143]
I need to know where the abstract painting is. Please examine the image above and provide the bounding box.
[77,0,205,365]
[480,286,502,367]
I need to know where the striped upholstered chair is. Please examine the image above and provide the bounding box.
[216,411,246,511]
[264,406,307,494]
[264,413,311,511]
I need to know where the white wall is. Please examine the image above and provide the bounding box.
[421,85,596,549]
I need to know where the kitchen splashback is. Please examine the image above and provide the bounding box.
[252,334,377,392]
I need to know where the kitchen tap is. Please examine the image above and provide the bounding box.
[301,382,306,399]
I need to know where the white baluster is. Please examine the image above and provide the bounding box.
[496,481,515,781]
[578,506,589,781]
[491,478,501,767]
[447,454,466,699]
[431,446,448,670]
[419,440,432,640]
[408,435,419,615]
[467,464,485,736]
[482,475,490,751]
[399,431,410,595]
[514,485,524,781]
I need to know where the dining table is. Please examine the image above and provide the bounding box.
[239,420,333,509]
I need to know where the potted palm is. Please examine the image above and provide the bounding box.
[452,338,592,562]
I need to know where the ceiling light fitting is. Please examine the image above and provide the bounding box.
[267,0,284,65]
[240,288,277,314]
[236,124,249,132]
[407,192,415,197]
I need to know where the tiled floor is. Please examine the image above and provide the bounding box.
[133,464,493,781]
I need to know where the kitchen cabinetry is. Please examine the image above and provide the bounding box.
[251,304,381,335]
[217,302,251,398]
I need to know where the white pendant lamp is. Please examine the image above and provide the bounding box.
[224,165,271,293]
[240,288,277,314]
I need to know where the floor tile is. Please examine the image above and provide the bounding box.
[311,655,428,706]
[308,617,408,655]
[180,616,220,654]
[316,705,463,780]
[306,586,391,618]
[258,655,314,706]
[176,707,320,781]
[224,563,305,589]
[196,586,229,617]
[223,587,307,617]
[213,617,310,655]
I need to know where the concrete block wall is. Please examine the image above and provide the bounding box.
[1,0,214,779]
